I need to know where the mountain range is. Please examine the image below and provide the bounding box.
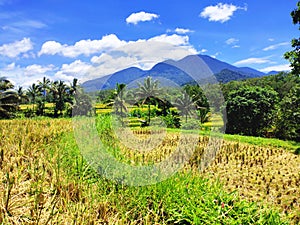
[82,54,269,92]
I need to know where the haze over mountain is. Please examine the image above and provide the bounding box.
[82,54,267,92]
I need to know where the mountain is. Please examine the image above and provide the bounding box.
[267,71,280,75]
[82,54,266,92]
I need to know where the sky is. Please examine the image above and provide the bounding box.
[0,0,298,87]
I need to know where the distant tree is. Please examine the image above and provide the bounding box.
[174,92,195,123]
[0,77,14,91]
[107,83,128,116]
[17,86,28,104]
[27,83,41,113]
[38,77,51,99]
[72,88,93,116]
[284,1,300,76]
[136,77,161,124]
[51,80,70,117]
[69,78,78,96]
[225,86,278,136]
[0,78,19,118]
[276,85,300,141]
[183,84,209,109]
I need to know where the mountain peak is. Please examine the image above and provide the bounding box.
[82,54,266,92]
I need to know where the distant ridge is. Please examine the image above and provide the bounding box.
[82,54,266,92]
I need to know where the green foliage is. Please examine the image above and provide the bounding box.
[284,1,300,76]
[276,85,300,141]
[161,111,181,128]
[225,85,279,137]
[0,77,19,119]
[71,91,94,116]
[136,76,161,124]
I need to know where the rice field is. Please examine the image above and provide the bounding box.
[0,116,298,224]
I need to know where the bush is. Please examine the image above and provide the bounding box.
[162,113,181,128]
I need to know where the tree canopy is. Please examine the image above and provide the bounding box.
[284,1,300,76]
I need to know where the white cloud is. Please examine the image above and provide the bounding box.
[210,52,221,59]
[234,57,272,66]
[225,38,239,45]
[0,63,56,87]
[39,34,127,58]
[149,34,190,46]
[263,42,290,51]
[268,38,275,42]
[200,3,247,23]
[38,41,63,56]
[55,60,92,82]
[4,33,198,86]
[38,33,196,60]
[200,49,208,53]
[24,64,55,77]
[260,64,291,73]
[86,37,198,81]
[0,38,33,58]
[174,28,194,34]
[126,11,159,25]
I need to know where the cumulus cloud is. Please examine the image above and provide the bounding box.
[263,42,290,51]
[234,57,272,66]
[54,60,92,82]
[24,64,55,77]
[5,33,198,86]
[260,64,291,73]
[200,3,247,23]
[86,36,198,81]
[0,63,56,87]
[39,34,127,57]
[126,11,159,25]
[0,38,33,58]
[38,33,196,60]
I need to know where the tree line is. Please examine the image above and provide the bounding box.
[0,76,92,118]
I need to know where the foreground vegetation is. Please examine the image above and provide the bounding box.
[1,117,299,224]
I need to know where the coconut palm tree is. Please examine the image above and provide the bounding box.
[37,77,51,115]
[0,78,19,118]
[69,78,78,96]
[51,80,69,117]
[107,83,128,116]
[136,76,161,124]
[0,77,14,91]
[27,83,41,113]
[38,77,50,99]
[17,86,28,104]
[174,92,196,123]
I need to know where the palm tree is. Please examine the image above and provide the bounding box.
[37,77,51,115]
[69,78,78,96]
[51,80,69,117]
[0,78,19,118]
[174,92,195,123]
[107,83,128,116]
[27,83,41,113]
[0,77,14,91]
[136,76,161,124]
[17,86,28,105]
[38,76,51,99]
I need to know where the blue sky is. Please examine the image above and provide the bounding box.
[0,0,298,87]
